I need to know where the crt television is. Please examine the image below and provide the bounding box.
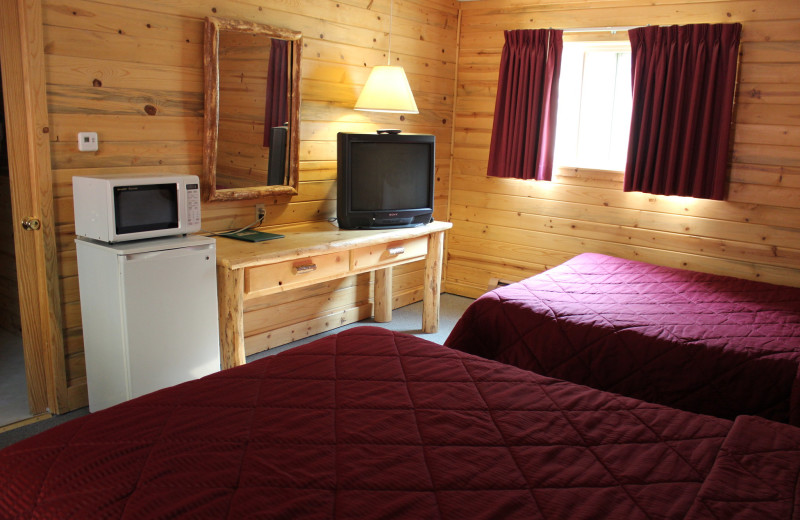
[337,131,435,229]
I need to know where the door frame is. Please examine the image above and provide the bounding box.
[0,0,67,416]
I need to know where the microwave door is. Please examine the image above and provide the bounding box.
[114,184,179,240]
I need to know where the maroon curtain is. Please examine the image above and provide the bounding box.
[263,39,289,147]
[624,23,741,200]
[488,29,563,181]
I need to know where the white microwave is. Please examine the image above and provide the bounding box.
[73,174,202,243]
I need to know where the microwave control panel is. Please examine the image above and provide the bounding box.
[186,183,201,227]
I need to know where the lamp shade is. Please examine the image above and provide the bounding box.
[354,65,419,114]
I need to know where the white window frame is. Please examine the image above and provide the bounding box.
[554,40,633,173]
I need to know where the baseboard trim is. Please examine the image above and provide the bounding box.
[0,412,52,434]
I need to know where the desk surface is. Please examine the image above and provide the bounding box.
[215,220,453,270]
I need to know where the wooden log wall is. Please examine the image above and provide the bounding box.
[447,0,800,298]
[41,0,458,410]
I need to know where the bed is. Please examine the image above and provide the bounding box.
[2,326,799,519]
[445,252,800,425]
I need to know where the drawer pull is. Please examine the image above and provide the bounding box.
[387,246,405,256]
[293,263,317,274]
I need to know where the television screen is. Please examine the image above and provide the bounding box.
[350,142,432,211]
[337,132,435,229]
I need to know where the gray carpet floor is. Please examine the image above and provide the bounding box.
[247,293,474,361]
[0,293,474,450]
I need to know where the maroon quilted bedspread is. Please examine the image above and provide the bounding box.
[445,252,800,424]
[2,326,799,519]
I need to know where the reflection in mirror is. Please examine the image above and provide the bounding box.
[203,17,301,201]
[217,31,285,188]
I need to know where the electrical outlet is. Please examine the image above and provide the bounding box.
[255,204,266,221]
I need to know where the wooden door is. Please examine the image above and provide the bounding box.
[0,0,67,416]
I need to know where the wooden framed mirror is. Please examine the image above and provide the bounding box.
[203,17,301,201]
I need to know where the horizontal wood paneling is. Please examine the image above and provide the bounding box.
[447,0,800,298]
[41,0,459,409]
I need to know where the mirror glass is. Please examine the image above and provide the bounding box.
[203,17,301,201]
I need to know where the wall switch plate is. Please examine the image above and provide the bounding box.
[78,132,98,152]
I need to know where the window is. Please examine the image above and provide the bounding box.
[554,41,632,172]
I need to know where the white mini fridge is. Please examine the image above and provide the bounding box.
[76,235,220,412]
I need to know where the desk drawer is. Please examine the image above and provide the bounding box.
[245,251,349,296]
[351,236,428,271]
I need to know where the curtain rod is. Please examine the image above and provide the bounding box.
[561,26,639,34]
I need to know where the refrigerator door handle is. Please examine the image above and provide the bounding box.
[124,244,214,263]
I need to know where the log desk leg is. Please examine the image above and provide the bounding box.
[422,230,444,333]
[373,266,392,323]
[217,265,246,370]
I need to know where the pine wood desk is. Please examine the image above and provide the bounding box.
[214,220,452,369]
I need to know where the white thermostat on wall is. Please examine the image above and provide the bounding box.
[77,132,98,152]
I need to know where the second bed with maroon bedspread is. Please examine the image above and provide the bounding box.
[446,253,800,424]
